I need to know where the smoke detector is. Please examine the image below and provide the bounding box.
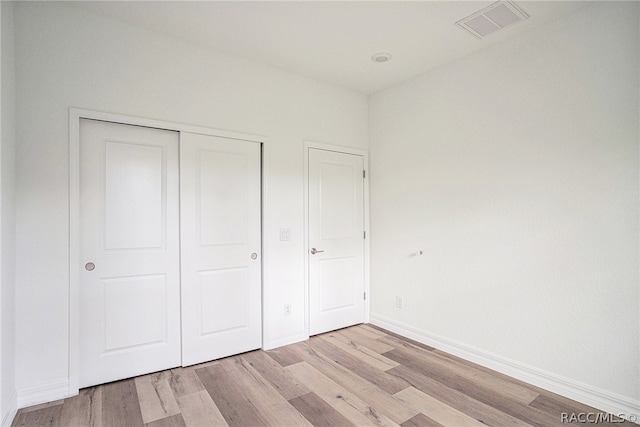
[456,1,529,39]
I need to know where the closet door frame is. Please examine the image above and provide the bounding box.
[68,108,268,396]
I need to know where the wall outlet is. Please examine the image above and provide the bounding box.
[284,303,292,316]
[396,296,403,309]
[280,228,291,241]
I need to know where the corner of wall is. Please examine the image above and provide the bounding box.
[0,1,17,425]
[0,390,16,427]
[16,379,70,410]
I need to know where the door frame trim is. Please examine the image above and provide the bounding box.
[303,140,370,338]
[69,108,268,396]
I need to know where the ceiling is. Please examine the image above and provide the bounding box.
[66,1,591,95]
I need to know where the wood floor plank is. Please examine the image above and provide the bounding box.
[167,367,205,398]
[358,324,390,338]
[292,341,418,423]
[59,386,103,427]
[428,351,541,405]
[195,363,269,427]
[266,345,305,367]
[383,345,539,405]
[241,350,310,400]
[318,333,399,371]
[145,413,186,427]
[285,361,401,427]
[529,394,634,427]
[288,392,355,427]
[219,357,313,426]
[17,400,64,414]
[101,378,145,427]
[432,349,552,395]
[135,371,181,423]
[307,335,411,395]
[11,404,62,427]
[177,390,229,427]
[400,413,445,427]
[384,358,558,427]
[378,334,436,355]
[191,359,221,369]
[335,327,396,354]
[366,325,435,351]
[387,364,533,427]
[535,391,624,418]
[394,387,487,427]
[384,349,559,427]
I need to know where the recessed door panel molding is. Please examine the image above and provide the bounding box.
[104,141,165,250]
[199,267,250,336]
[198,150,249,247]
[320,162,358,240]
[103,274,167,352]
[79,119,181,388]
[308,148,365,335]
[181,132,262,367]
[319,257,357,312]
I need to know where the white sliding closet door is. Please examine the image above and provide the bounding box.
[180,132,262,366]
[79,119,181,388]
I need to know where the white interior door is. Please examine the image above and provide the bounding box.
[180,132,262,366]
[79,119,181,388]
[308,148,365,335]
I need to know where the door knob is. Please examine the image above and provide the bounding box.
[251,253,258,260]
[85,262,95,271]
[310,248,325,255]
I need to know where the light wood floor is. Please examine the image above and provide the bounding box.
[12,324,632,427]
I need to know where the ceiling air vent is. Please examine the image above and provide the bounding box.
[456,1,529,39]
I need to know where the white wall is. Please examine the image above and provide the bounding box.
[0,1,17,424]
[13,2,368,404]
[370,1,639,415]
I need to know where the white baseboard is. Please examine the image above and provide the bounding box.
[369,313,640,424]
[17,379,70,410]
[1,390,17,427]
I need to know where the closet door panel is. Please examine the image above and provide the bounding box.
[180,132,262,366]
[79,119,181,388]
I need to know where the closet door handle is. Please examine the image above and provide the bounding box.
[310,248,324,255]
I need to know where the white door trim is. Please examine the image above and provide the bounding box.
[302,140,370,338]
[69,108,268,397]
